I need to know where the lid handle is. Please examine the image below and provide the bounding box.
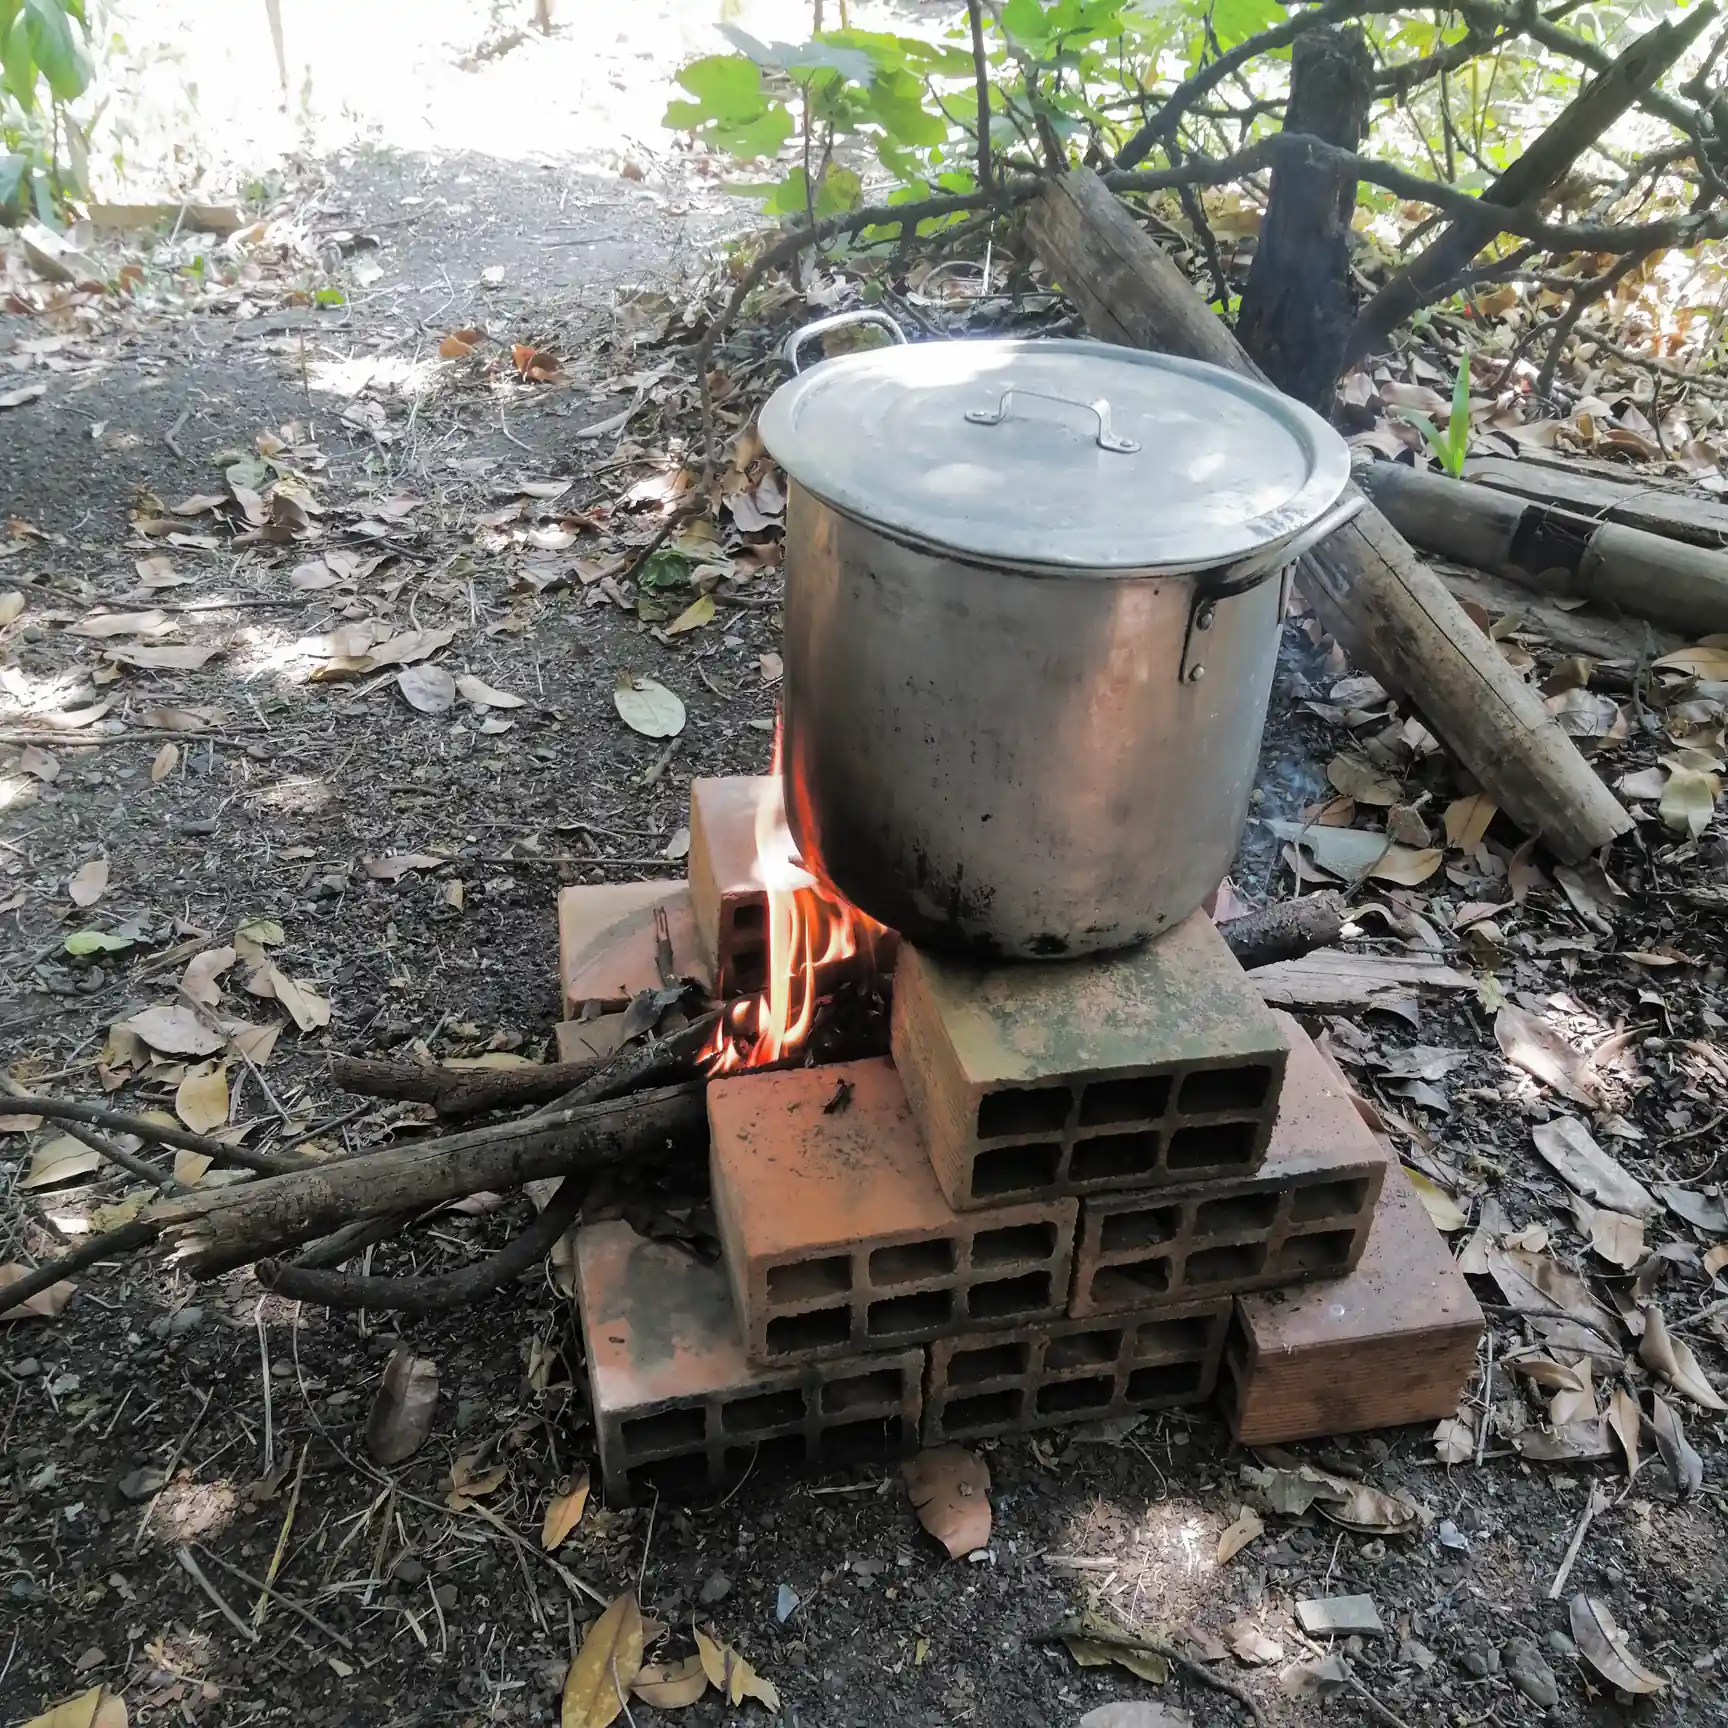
[964,387,1140,454]
[783,309,907,375]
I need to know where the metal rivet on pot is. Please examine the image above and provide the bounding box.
[1187,664,1206,683]
[1195,602,1217,631]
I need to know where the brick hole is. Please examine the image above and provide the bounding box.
[941,1389,1021,1433]
[766,1255,851,1305]
[1223,1310,1252,1377]
[1186,1241,1268,1284]
[976,1085,1071,1139]
[1089,1257,1173,1307]
[971,1221,1057,1267]
[822,1369,906,1415]
[1035,1375,1113,1416]
[1167,1120,1257,1172]
[1132,1314,1215,1359]
[621,1406,705,1457]
[971,1141,1061,1198]
[825,1416,904,1465]
[720,1388,807,1435]
[1194,1191,1279,1235]
[626,1454,713,1501]
[730,947,766,994]
[866,1288,951,1338]
[1045,1328,1122,1371]
[1069,1130,1160,1184]
[1099,1205,1180,1252]
[1177,1064,1272,1115]
[1126,1360,1204,1402]
[1290,1177,1370,1223]
[1078,1073,1171,1126]
[947,1341,1029,1385]
[721,1433,805,1478]
[731,902,766,934]
[1215,1347,1244,1417]
[869,1237,957,1287]
[765,1306,851,1356]
[1275,1229,1356,1275]
[967,1271,1051,1321]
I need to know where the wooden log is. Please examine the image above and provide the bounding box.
[149,1081,706,1276]
[1463,455,1728,551]
[1024,168,1632,863]
[330,1053,604,1117]
[1345,7,1714,365]
[1361,463,1728,637]
[1235,26,1372,412]
[1220,891,1346,972]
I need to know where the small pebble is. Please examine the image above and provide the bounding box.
[1460,1645,1501,1679]
[699,1570,731,1605]
[393,1558,426,1586]
[1503,1637,1559,1708]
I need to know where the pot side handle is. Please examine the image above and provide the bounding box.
[1203,491,1366,600]
[783,309,907,375]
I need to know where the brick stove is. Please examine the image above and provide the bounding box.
[557,775,1481,1504]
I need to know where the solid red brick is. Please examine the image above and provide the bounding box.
[708,1058,1075,1365]
[892,913,1290,1211]
[1071,1019,1386,1315]
[1218,1162,1484,1446]
[557,882,712,1013]
[923,1299,1229,1444]
[575,1219,923,1505]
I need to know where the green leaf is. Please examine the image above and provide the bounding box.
[674,54,768,120]
[867,67,946,146]
[4,13,39,109]
[65,929,133,955]
[0,150,25,211]
[25,0,89,101]
[1209,0,1286,46]
[313,285,345,307]
[1003,0,1052,47]
[1446,350,1471,475]
[716,23,876,84]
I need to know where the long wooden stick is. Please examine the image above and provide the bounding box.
[1023,167,1631,863]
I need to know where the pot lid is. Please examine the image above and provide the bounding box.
[758,337,1351,572]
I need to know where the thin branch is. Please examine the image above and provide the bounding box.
[966,0,993,194]
[4,1092,308,1175]
[0,1218,160,1315]
[1535,247,1654,398]
[1041,1621,1267,1724]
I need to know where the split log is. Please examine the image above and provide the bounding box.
[1463,456,1728,552]
[1220,891,1346,971]
[148,1081,706,1277]
[330,1054,604,1118]
[1235,26,1372,412]
[1360,463,1728,638]
[1025,168,1632,863]
[1345,7,1714,366]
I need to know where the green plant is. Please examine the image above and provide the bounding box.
[0,0,93,220]
[1398,354,1473,477]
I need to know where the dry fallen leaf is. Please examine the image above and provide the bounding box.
[180,946,237,1008]
[1659,764,1720,836]
[150,742,179,782]
[1405,1167,1466,1232]
[269,967,331,1033]
[364,852,444,882]
[563,1592,646,1728]
[68,858,109,907]
[1608,1385,1641,1480]
[1063,1633,1168,1685]
[1216,1504,1264,1564]
[541,1471,590,1550]
[903,1445,992,1558]
[666,594,716,636]
[1653,643,1728,680]
[1442,793,1497,851]
[1494,1005,1598,1106]
[632,1656,708,1709]
[1432,1416,1475,1464]
[1638,1305,1726,1411]
[1532,1117,1655,1216]
[1588,1207,1646,1270]
[22,1135,103,1190]
[613,672,686,738]
[175,1061,229,1134]
[446,1452,508,1509]
[1648,1393,1703,1496]
[122,1004,225,1057]
[398,662,457,714]
[18,1687,128,1728]
[1226,1619,1284,1665]
[365,1350,438,1464]
[455,673,526,709]
[1078,1706,1192,1728]
[695,1627,779,1711]
[1569,1594,1665,1694]
[20,744,58,781]
[0,1262,77,1321]
[439,326,484,359]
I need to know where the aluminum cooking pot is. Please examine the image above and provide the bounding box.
[759,311,1358,959]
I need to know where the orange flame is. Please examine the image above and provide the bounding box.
[702,727,886,1075]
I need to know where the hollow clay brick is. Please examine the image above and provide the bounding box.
[1218,1161,1483,1446]
[575,1219,923,1505]
[708,1058,1075,1366]
[923,1299,1229,1444]
[557,882,712,1013]
[892,912,1290,1211]
[1071,1018,1386,1315]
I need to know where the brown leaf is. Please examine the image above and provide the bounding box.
[1443,793,1497,851]
[1063,1636,1169,1685]
[1648,1393,1703,1496]
[1607,1385,1640,1480]
[365,1350,438,1464]
[1226,1619,1284,1665]
[632,1656,708,1709]
[174,1061,229,1134]
[1494,1005,1598,1106]
[0,1262,76,1321]
[1215,1505,1264,1564]
[1432,1416,1475,1464]
[150,742,179,782]
[180,946,237,1007]
[563,1592,645,1728]
[446,1451,508,1508]
[19,744,58,781]
[1569,1595,1665,1694]
[71,608,170,637]
[18,1687,127,1728]
[1405,1168,1466,1232]
[455,673,526,709]
[1638,1305,1726,1411]
[694,1627,778,1711]
[269,967,331,1033]
[1532,1117,1655,1216]
[439,327,484,359]
[513,343,561,383]
[541,1471,590,1550]
[1587,1208,1646,1271]
[364,852,444,882]
[23,1134,103,1189]
[398,663,457,714]
[903,1446,992,1559]
[69,857,109,907]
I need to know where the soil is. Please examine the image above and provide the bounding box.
[2,49,1727,1728]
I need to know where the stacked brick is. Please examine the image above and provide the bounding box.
[564,776,1482,1503]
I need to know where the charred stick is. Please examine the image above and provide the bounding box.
[535,1011,720,1116]
[329,1055,605,1118]
[255,1177,586,1313]
[291,1207,426,1270]
[6,1093,309,1175]
[0,1219,161,1316]
[1222,891,1347,971]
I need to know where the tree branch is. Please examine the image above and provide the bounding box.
[6,1093,311,1175]
[966,0,993,194]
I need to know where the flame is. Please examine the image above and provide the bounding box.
[703,725,886,1075]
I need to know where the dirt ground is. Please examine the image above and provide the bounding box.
[3,16,1728,1728]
